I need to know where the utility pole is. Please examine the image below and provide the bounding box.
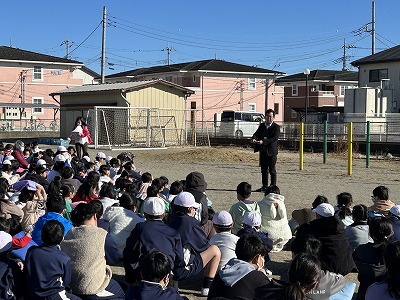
[371,0,376,55]
[20,71,26,104]
[165,46,172,65]
[342,39,356,71]
[101,6,107,84]
[238,80,244,111]
[60,37,72,59]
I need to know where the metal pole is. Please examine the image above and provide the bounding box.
[299,122,304,170]
[323,120,328,164]
[101,6,107,84]
[366,121,370,168]
[348,122,353,175]
[372,0,375,55]
[305,74,309,123]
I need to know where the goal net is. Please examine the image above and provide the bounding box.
[87,106,210,149]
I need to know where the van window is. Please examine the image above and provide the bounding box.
[221,111,234,122]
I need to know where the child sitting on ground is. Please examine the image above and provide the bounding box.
[168,192,221,296]
[335,192,354,227]
[25,220,81,300]
[125,251,189,300]
[229,182,260,234]
[237,211,273,272]
[138,172,152,200]
[209,210,239,270]
[258,185,292,252]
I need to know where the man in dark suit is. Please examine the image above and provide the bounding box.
[252,109,280,192]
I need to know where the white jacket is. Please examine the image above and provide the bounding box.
[259,193,292,242]
[102,206,144,257]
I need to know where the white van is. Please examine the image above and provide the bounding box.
[219,110,265,138]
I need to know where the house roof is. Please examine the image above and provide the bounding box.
[0,46,83,65]
[50,79,195,96]
[351,45,400,66]
[104,59,285,79]
[275,70,358,84]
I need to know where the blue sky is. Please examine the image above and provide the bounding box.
[1,0,399,75]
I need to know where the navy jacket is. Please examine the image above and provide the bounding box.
[0,254,24,300]
[25,245,71,299]
[123,220,187,283]
[125,281,188,300]
[168,212,209,254]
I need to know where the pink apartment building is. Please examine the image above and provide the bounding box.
[103,59,285,124]
[0,46,97,130]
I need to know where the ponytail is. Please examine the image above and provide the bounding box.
[283,282,305,300]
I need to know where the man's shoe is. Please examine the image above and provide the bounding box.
[254,186,266,192]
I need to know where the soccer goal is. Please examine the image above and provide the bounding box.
[87,106,210,150]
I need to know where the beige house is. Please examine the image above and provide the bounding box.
[50,79,194,147]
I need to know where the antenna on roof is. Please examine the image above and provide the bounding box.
[9,39,12,47]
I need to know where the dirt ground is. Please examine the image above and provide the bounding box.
[85,146,400,299]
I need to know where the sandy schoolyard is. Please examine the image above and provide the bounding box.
[86,146,400,299]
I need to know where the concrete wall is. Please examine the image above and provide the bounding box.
[357,61,400,112]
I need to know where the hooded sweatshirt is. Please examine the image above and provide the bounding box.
[209,258,285,299]
[259,193,292,243]
[185,172,208,225]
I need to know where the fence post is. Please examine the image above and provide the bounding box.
[348,122,353,175]
[323,120,328,164]
[299,122,304,170]
[146,108,151,147]
[94,107,98,149]
[366,121,370,168]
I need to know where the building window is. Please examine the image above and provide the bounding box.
[274,103,279,115]
[292,84,298,96]
[248,78,256,90]
[4,107,19,119]
[291,109,297,119]
[165,76,173,82]
[32,97,44,114]
[248,103,256,112]
[33,66,43,81]
[369,68,388,82]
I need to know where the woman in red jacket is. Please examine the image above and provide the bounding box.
[70,116,92,159]
[11,140,29,170]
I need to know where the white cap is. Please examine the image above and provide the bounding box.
[82,156,91,162]
[54,154,66,162]
[57,146,67,152]
[0,232,12,253]
[143,197,165,216]
[96,152,106,159]
[5,155,14,161]
[389,205,400,217]
[312,203,335,218]
[243,211,262,227]
[32,147,44,154]
[174,192,200,209]
[106,155,113,162]
[2,160,11,165]
[36,159,47,166]
[212,210,233,227]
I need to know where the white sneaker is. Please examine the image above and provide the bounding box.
[201,287,209,296]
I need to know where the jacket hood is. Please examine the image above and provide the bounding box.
[263,193,285,204]
[185,172,207,192]
[219,258,255,286]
